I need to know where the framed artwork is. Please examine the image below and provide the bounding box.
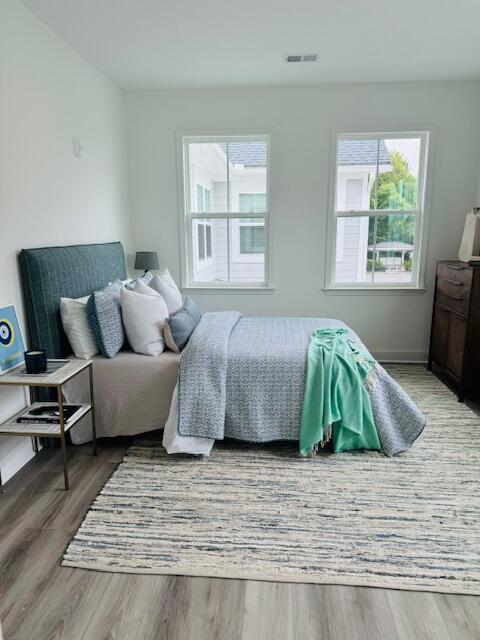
[0,305,25,374]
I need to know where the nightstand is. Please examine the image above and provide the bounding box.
[0,359,97,489]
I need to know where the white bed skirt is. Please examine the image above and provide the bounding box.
[162,383,214,456]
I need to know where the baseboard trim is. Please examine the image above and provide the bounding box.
[370,348,428,364]
[0,437,36,485]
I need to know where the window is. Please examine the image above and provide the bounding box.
[239,193,267,213]
[328,132,429,288]
[196,184,211,213]
[235,193,266,259]
[196,220,212,261]
[195,185,212,262]
[240,222,265,254]
[181,136,270,287]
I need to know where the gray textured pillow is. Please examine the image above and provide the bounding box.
[87,281,125,358]
[163,297,202,353]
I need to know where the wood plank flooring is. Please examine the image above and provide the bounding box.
[0,440,479,640]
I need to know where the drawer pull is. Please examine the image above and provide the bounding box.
[441,277,463,286]
[441,291,464,301]
[436,303,467,320]
[444,264,465,271]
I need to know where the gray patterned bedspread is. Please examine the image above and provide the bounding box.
[178,312,425,456]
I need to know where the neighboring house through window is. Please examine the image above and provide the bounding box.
[239,193,266,213]
[196,220,212,261]
[336,179,363,263]
[328,132,429,288]
[195,184,212,262]
[231,193,266,261]
[240,223,264,254]
[196,184,211,213]
[181,136,270,287]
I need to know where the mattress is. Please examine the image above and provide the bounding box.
[63,349,180,444]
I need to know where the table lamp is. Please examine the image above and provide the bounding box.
[134,251,159,275]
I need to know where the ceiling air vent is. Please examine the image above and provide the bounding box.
[285,53,320,63]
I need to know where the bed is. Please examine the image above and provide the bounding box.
[19,242,425,455]
[163,311,426,457]
[63,350,178,444]
[18,242,179,444]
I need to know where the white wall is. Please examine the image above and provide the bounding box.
[125,81,480,361]
[2,5,480,481]
[0,0,131,482]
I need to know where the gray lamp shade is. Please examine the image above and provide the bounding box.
[134,251,159,272]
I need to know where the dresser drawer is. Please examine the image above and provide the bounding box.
[436,277,470,317]
[437,262,472,285]
[435,293,469,318]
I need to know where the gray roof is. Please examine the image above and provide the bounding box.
[218,139,390,167]
[368,241,414,251]
[219,142,267,167]
[338,139,390,166]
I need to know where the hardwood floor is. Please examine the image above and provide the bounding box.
[0,440,479,640]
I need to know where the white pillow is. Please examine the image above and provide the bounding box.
[149,268,183,314]
[120,287,169,356]
[60,296,99,360]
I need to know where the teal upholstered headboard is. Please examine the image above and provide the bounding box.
[18,242,127,358]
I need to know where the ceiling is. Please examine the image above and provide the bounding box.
[20,0,480,90]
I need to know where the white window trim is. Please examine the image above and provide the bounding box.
[177,132,272,290]
[325,129,431,291]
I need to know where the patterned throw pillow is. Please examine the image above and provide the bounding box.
[87,281,125,358]
[125,271,153,290]
[163,297,202,353]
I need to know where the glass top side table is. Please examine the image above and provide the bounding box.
[0,359,97,490]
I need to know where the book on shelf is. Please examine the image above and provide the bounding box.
[16,403,83,424]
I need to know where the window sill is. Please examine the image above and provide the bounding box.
[182,286,275,295]
[322,287,427,295]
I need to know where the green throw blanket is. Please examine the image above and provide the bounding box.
[300,328,381,456]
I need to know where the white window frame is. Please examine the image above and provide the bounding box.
[325,129,430,291]
[178,133,272,290]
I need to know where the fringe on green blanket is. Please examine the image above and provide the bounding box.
[300,328,381,456]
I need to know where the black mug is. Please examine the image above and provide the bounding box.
[24,349,47,374]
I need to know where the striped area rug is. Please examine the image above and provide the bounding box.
[63,365,480,594]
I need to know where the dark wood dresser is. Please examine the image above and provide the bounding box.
[428,260,480,401]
